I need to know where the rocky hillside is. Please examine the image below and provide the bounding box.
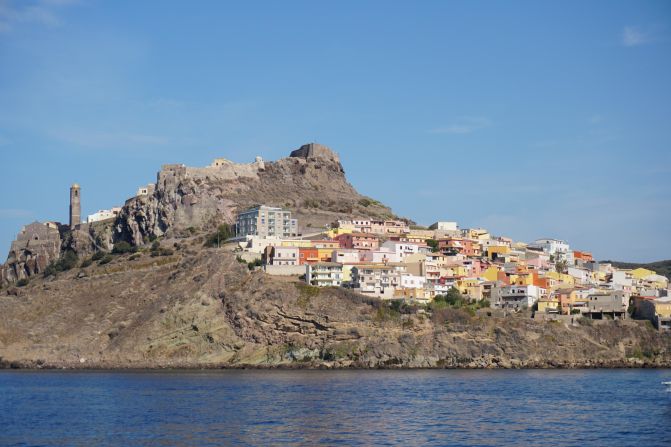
[1,143,396,286]
[115,143,397,245]
[1,240,670,369]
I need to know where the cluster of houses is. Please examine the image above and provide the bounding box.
[232,205,671,330]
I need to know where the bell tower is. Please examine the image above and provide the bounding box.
[69,183,81,228]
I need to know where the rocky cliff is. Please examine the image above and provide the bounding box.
[114,143,395,245]
[1,244,670,369]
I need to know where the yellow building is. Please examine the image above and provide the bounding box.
[545,271,575,286]
[482,266,502,282]
[631,267,656,280]
[487,245,510,260]
[455,278,482,299]
[537,296,560,313]
[279,239,314,248]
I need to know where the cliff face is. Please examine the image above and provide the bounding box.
[115,144,395,245]
[1,246,670,369]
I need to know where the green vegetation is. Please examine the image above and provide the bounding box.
[603,259,671,280]
[204,224,233,248]
[112,241,135,254]
[425,239,439,252]
[431,287,490,316]
[80,258,93,268]
[16,278,29,287]
[247,259,262,270]
[98,254,114,265]
[92,251,106,261]
[44,250,79,277]
[358,198,372,207]
[410,225,428,230]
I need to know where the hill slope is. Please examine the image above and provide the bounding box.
[1,242,670,369]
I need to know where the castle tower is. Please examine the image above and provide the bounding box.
[69,183,81,228]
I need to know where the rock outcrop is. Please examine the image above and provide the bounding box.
[114,143,394,245]
[1,222,64,283]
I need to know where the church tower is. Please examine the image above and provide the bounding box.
[69,183,81,229]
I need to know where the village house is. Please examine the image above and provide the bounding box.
[335,232,380,251]
[635,296,671,330]
[437,237,482,257]
[263,246,299,266]
[584,291,628,320]
[492,285,546,310]
[306,262,343,287]
[351,264,405,299]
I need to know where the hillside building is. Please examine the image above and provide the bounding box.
[236,205,298,238]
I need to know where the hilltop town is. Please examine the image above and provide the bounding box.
[1,143,670,369]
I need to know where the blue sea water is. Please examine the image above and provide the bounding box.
[1,369,670,446]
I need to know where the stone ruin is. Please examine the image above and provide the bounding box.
[1,221,64,283]
[290,143,340,163]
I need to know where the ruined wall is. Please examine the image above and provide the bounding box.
[1,222,63,284]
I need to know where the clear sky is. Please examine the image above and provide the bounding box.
[1,0,669,263]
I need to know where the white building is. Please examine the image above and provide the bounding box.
[332,249,361,264]
[266,246,299,266]
[306,262,343,287]
[380,241,421,261]
[529,238,573,263]
[430,221,458,231]
[351,264,406,299]
[86,207,122,224]
[236,205,298,238]
[359,248,398,264]
[400,273,426,289]
[492,285,546,310]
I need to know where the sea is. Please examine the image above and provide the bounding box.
[1,369,670,446]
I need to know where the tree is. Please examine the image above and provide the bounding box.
[205,224,233,248]
[555,259,568,274]
[425,239,439,253]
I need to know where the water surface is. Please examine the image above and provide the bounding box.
[1,369,670,446]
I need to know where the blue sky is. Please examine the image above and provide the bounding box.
[0,0,669,262]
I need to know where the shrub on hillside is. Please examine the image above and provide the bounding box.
[43,251,79,277]
[112,241,135,254]
[204,224,233,248]
[98,254,114,265]
[16,278,29,287]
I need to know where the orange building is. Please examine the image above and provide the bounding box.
[573,250,593,263]
[298,247,319,265]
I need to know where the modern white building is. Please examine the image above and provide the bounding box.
[236,205,298,238]
[306,262,343,287]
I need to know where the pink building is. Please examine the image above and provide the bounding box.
[335,232,380,251]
